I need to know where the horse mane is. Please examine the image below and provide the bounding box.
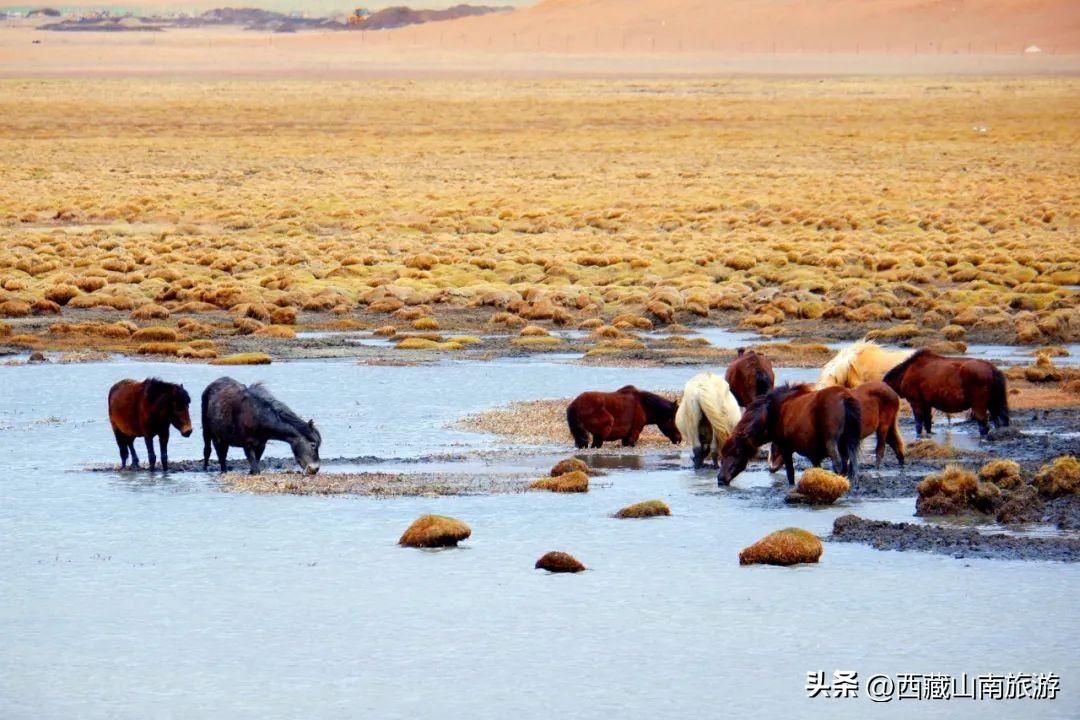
[817,341,870,388]
[677,372,740,444]
[819,339,913,388]
[247,382,318,441]
[145,377,188,404]
[882,348,935,385]
[637,389,676,419]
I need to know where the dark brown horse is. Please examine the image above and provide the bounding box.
[719,384,861,486]
[769,381,904,470]
[202,377,321,475]
[566,385,681,449]
[883,349,1008,437]
[725,348,775,407]
[108,378,193,471]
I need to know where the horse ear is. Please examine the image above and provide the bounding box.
[737,347,745,356]
[308,419,315,429]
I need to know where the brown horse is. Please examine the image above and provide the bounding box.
[883,349,1009,437]
[769,381,904,470]
[719,384,861,486]
[566,385,681,449]
[725,348,775,407]
[108,378,193,471]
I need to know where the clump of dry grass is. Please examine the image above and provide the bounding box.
[535,551,585,573]
[132,303,170,320]
[906,439,960,460]
[1033,456,1080,498]
[529,471,588,493]
[613,499,671,518]
[738,528,822,566]
[511,335,564,349]
[978,459,1024,490]
[791,468,850,505]
[131,326,178,343]
[550,457,588,476]
[398,515,472,548]
[211,352,272,365]
[916,465,979,515]
[136,342,181,356]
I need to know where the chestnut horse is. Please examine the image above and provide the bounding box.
[108,378,193,471]
[566,385,681,449]
[725,348,775,407]
[883,349,1009,437]
[719,384,861,486]
[769,381,904,470]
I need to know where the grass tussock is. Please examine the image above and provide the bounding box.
[529,471,588,493]
[978,459,1024,489]
[398,514,472,548]
[793,468,850,505]
[906,439,960,460]
[739,528,823,566]
[535,551,586,573]
[916,465,979,515]
[0,78,1076,353]
[613,499,671,519]
[1033,456,1080,498]
[550,457,589,477]
[210,352,272,365]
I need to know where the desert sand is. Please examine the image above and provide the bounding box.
[1,0,1078,77]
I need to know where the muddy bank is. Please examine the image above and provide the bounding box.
[830,514,1080,563]
[218,471,534,496]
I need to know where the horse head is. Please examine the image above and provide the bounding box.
[290,419,322,475]
[149,379,192,437]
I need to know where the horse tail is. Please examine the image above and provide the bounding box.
[566,403,589,449]
[988,365,1010,427]
[840,394,862,480]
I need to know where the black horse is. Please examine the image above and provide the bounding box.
[201,377,321,475]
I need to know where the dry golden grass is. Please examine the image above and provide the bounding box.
[738,528,823,566]
[794,468,850,504]
[978,459,1024,489]
[398,514,472,548]
[535,551,586,573]
[1033,455,1080,498]
[613,499,671,518]
[0,78,1074,350]
[529,471,589,493]
[210,352,271,365]
[916,465,979,515]
[550,457,589,476]
[905,439,962,460]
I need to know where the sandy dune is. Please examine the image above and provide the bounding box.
[1,0,1078,77]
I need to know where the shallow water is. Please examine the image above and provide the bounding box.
[1,357,1077,719]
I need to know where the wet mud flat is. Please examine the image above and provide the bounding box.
[830,514,1080,563]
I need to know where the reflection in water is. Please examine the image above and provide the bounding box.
[0,357,1077,720]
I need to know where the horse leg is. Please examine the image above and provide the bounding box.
[593,411,614,448]
[826,439,843,475]
[922,405,934,436]
[202,431,212,471]
[623,424,643,447]
[244,446,260,475]
[158,431,169,472]
[113,429,130,469]
[887,423,905,467]
[874,427,887,467]
[255,440,267,463]
[784,453,796,486]
[144,435,157,471]
[128,438,140,469]
[972,394,991,437]
[909,401,923,436]
[214,440,228,474]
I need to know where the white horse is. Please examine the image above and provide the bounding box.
[817,340,913,389]
[676,372,742,469]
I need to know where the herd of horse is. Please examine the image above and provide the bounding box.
[565,341,1010,486]
[105,340,1009,486]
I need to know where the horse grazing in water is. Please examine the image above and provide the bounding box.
[108,378,193,471]
[201,377,321,475]
[817,340,912,389]
[566,385,681,449]
[725,348,775,407]
[883,349,1009,437]
[770,380,904,471]
[719,384,861,486]
[675,372,741,469]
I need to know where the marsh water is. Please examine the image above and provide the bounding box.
[1,356,1077,719]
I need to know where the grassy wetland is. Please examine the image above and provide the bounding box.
[0,77,1076,366]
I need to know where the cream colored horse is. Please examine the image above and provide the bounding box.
[817,340,913,389]
[676,372,742,469]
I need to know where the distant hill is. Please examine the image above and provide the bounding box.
[350,5,512,31]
